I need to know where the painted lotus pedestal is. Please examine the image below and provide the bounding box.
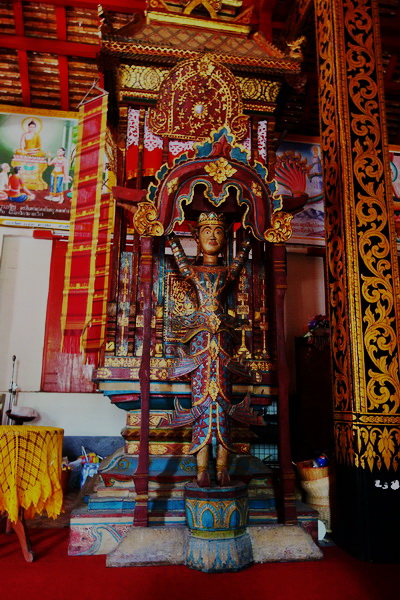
[184,482,252,572]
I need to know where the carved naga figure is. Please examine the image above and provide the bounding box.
[162,211,264,487]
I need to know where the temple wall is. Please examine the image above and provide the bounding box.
[285,251,326,394]
[0,231,325,452]
[0,231,126,444]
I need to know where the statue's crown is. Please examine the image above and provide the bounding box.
[197,212,225,228]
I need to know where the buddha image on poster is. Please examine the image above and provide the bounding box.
[0,108,78,227]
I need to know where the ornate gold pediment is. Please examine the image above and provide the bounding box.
[148,55,249,141]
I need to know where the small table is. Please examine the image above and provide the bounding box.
[0,425,64,561]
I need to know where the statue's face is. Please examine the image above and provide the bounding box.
[198,224,226,256]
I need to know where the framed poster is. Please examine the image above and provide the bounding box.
[389,148,400,243]
[276,136,325,246]
[276,135,400,246]
[0,105,78,230]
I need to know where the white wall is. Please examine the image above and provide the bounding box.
[0,230,126,435]
[15,391,126,436]
[0,232,50,391]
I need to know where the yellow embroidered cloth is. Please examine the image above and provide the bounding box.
[0,425,64,523]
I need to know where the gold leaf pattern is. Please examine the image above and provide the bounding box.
[133,202,164,236]
[263,211,293,243]
[316,0,400,471]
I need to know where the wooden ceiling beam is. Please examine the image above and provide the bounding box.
[0,34,99,59]
[55,6,69,111]
[13,2,31,106]
[254,0,276,41]
[13,1,25,36]
[55,5,67,41]
[19,0,146,13]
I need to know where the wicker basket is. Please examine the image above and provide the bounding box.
[300,475,330,498]
[296,460,329,481]
[298,473,332,532]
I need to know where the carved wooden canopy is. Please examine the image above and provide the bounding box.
[135,127,293,242]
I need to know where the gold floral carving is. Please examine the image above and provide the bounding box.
[316,0,400,471]
[287,36,306,60]
[183,0,222,18]
[167,178,180,195]
[103,357,138,368]
[119,65,169,92]
[96,368,112,379]
[133,202,164,236]
[251,182,262,197]
[105,129,118,177]
[118,65,281,107]
[170,277,196,317]
[357,425,400,471]
[315,0,352,416]
[204,158,237,183]
[150,444,169,455]
[236,77,281,102]
[263,212,293,243]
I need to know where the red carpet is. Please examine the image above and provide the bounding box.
[0,528,397,600]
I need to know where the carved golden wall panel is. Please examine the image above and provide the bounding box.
[236,77,281,103]
[119,65,169,92]
[119,64,280,114]
[316,0,400,471]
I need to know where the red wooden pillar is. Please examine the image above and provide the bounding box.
[272,243,297,524]
[133,236,153,526]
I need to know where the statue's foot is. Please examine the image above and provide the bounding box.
[216,469,230,487]
[197,470,211,487]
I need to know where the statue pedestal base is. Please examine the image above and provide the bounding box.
[105,523,322,568]
[186,532,253,572]
[184,481,252,572]
[104,481,322,570]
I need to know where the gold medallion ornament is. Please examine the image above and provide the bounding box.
[148,56,249,141]
[204,158,237,184]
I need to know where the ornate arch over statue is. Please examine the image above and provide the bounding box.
[136,127,290,242]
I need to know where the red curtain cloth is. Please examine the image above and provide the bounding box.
[126,109,163,179]
[41,239,95,392]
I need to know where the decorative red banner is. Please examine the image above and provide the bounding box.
[61,94,113,359]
